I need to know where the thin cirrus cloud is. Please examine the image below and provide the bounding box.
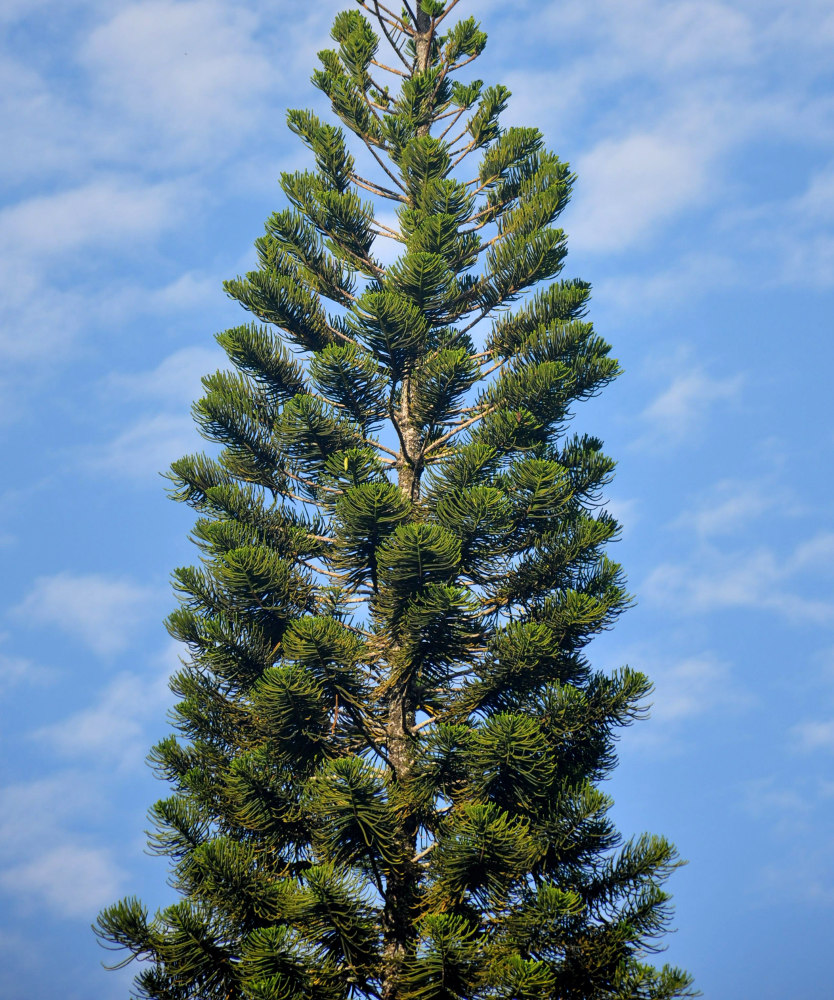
[0,178,187,259]
[36,664,173,769]
[569,132,708,254]
[91,412,204,483]
[673,478,794,538]
[634,367,743,450]
[723,161,834,288]
[648,654,748,725]
[643,534,834,625]
[617,648,749,749]
[0,773,125,919]
[742,773,834,904]
[79,0,275,162]
[0,650,51,697]
[793,720,834,753]
[0,844,125,919]
[104,345,223,406]
[11,572,159,658]
[593,253,740,316]
[490,0,833,290]
[0,178,191,369]
[92,345,224,482]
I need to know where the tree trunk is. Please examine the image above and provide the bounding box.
[381,13,433,996]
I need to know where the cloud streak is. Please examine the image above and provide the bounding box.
[0,773,126,919]
[12,572,158,657]
[36,662,173,770]
[644,533,834,625]
[634,367,743,451]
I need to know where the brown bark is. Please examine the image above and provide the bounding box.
[380,14,433,999]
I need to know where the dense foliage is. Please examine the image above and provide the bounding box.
[96,3,694,998]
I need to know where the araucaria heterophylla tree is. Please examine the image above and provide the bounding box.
[96,3,695,998]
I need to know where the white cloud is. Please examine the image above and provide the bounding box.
[0,651,51,696]
[105,346,222,407]
[144,270,223,312]
[0,52,83,186]
[644,535,834,625]
[570,132,708,253]
[793,719,834,753]
[743,773,834,903]
[726,162,834,288]
[0,178,186,258]
[609,0,752,72]
[621,649,750,750]
[0,178,193,371]
[485,0,834,294]
[792,163,834,225]
[674,478,791,538]
[91,345,227,483]
[0,771,127,918]
[91,412,201,482]
[636,367,743,450]
[0,263,86,365]
[648,654,745,725]
[602,496,640,537]
[790,532,834,573]
[37,665,172,770]
[0,775,98,858]
[742,774,822,838]
[0,653,30,692]
[80,1,274,162]
[0,845,124,919]
[12,572,158,657]
[594,253,739,314]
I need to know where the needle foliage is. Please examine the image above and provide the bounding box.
[96,3,695,998]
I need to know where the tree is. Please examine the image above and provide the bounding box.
[96,3,695,998]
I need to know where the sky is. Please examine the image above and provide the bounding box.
[1,0,833,996]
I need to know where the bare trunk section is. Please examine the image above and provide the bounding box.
[381,13,433,1000]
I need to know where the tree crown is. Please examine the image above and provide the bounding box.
[96,4,694,999]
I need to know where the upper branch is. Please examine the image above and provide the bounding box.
[422,404,498,457]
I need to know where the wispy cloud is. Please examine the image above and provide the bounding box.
[793,719,834,753]
[0,844,125,919]
[0,176,192,377]
[80,1,275,165]
[0,178,186,258]
[570,131,709,253]
[91,345,224,482]
[673,477,796,538]
[91,412,201,482]
[36,659,173,770]
[594,253,740,314]
[0,773,126,919]
[644,533,834,625]
[12,572,159,657]
[634,367,743,450]
[104,345,222,407]
[621,648,750,750]
[0,648,52,697]
[649,653,748,724]
[488,0,834,309]
[743,773,834,903]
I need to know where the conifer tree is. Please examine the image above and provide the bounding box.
[97,3,695,998]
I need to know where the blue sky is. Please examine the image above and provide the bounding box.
[1,0,833,996]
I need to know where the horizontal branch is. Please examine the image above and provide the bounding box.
[422,404,497,456]
[371,57,407,78]
[413,842,437,863]
[351,172,407,202]
[362,134,409,195]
